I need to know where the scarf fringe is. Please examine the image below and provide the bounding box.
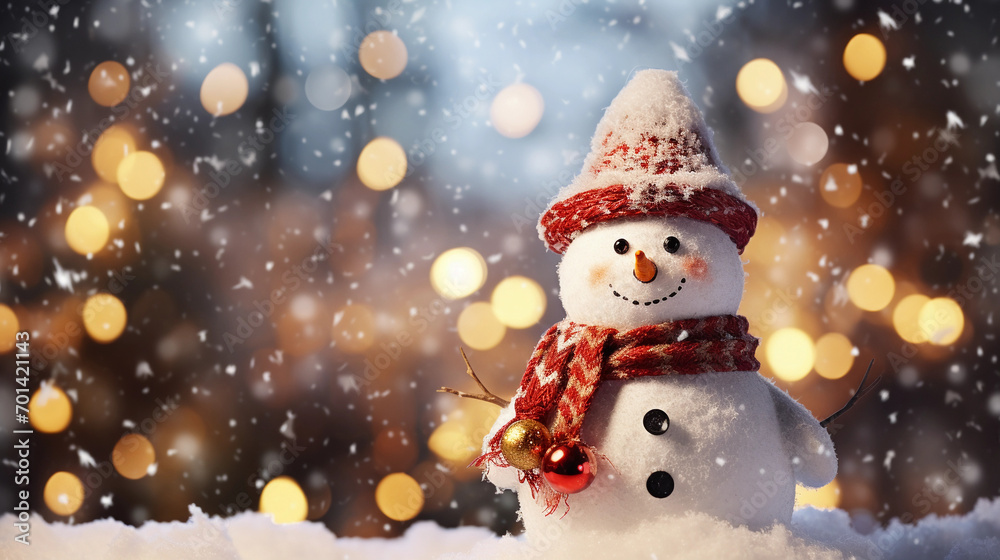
[476,418,568,515]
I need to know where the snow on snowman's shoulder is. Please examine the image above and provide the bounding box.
[3,500,1000,560]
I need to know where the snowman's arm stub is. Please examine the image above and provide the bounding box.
[765,381,838,488]
[481,400,521,491]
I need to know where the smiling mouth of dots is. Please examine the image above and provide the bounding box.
[610,278,686,306]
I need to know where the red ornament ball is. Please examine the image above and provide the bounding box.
[541,441,597,494]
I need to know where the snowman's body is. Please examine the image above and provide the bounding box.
[483,217,836,535]
[489,373,826,535]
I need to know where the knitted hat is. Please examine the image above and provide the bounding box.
[538,70,758,254]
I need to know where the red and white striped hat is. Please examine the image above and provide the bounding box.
[538,70,758,254]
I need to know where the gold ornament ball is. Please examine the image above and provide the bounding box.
[501,419,552,471]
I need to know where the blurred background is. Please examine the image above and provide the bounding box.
[1,0,998,539]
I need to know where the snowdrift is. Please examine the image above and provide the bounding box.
[3,499,999,559]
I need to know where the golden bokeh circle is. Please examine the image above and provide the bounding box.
[918,297,964,346]
[736,58,787,113]
[375,472,423,522]
[457,302,506,351]
[357,137,407,191]
[65,205,110,255]
[847,264,895,312]
[29,382,73,434]
[259,476,308,524]
[819,163,863,208]
[427,420,480,464]
[491,276,547,329]
[844,33,887,81]
[359,31,408,80]
[200,63,249,116]
[765,327,815,382]
[82,293,128,343]
[813,333,854,380]
[112,434,156,480]
[88,61,130,107]
[44,471,84,516]
[116,151,166,200]
[430,248,487,300]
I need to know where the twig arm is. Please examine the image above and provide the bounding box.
[820,359,882,428]
[437,386,509,407]
[438,348,510,408]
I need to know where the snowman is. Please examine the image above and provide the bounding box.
[473,70,837,539]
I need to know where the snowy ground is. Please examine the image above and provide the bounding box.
[3,500,1000,559]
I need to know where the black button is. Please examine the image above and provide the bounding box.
[643,409,669,435]
[646,471,674,498]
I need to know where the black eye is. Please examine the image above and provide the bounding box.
[614,239,630,255]
[663,236,680,254]
[643,409,669,435]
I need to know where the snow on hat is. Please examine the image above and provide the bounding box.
[538,70,758,254]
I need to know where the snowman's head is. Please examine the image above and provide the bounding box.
[557,216,744,329]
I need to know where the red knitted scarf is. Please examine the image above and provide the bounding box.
[476,314,759,512]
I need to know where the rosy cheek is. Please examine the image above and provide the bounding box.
[683,256,709,280]
[588,264,610,287]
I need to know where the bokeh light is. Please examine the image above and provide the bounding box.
[735,58,787,113]
[65,205,110,255]
[117,151,166,200]
[44,472,84,516]
[430,248,487,300]
[332,304,376,353]
[28,382,73,434]
[843,33,887,81]
[491,276,547,328]
[766,328,815,382]
[490,83,545,139]
[200,62,249,116]
[112,434,156,480]
[92,125,136,183]
[847,264,895,312]
[375,473,423,522]
[305,65,352,111]
[0,305,20,354]
[813,333,854,380]
[259,476,308,524]
[795,479,841,510]
[919,297,964,346]
[428,420,481,464]
[457,302,506,351]
[88,61,130,106]
[819,163,863,208]
[786,122,829,166]
[359,31,408,80]
[893,294,931,344]
[357,137,407,191]
[82,293,128,343]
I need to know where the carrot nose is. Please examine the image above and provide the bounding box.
[634,250,657,283]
